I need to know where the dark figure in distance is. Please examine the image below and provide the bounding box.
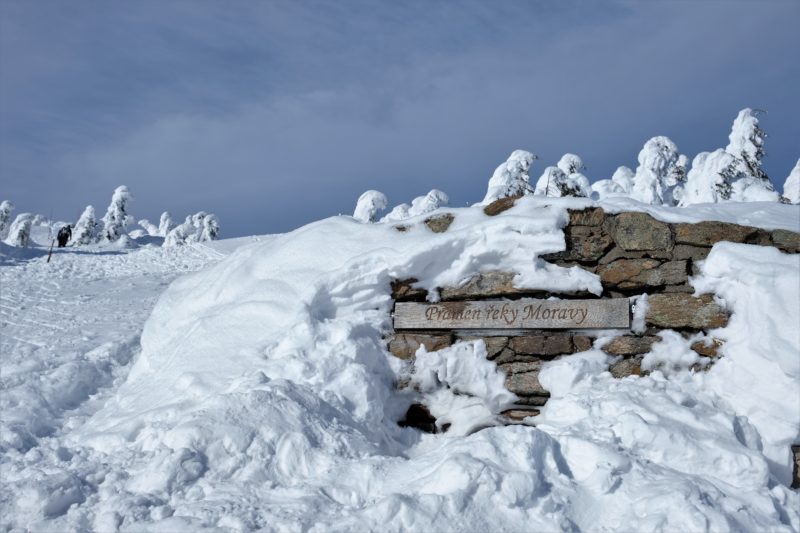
[57,225,72,248]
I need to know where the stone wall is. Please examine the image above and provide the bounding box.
[388,204,800,425]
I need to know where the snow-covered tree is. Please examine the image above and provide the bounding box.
[782,159,800,204]
[0,200,14,239]
[556,153,584,175]
[631,136,685,205]
[534,162,591,198]
[726,109,769,182]
[138,219,159,236]
[353,190,388,223]
[4,213,34,247]
[157,212,174,236]
[164,211,220,247]
[612,166,635,193]
[408,189,449,217]
[380,203,410,223]
[591,166,636,199]
[100,186,133,242]
[69,206,97,245]
[481,150,537,204]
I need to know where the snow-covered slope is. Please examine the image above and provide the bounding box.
[1,198,798,531]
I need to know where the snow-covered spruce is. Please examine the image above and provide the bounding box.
[157,211,174,236]
[782,159,800,204]
[408,189,449,217]
[71,206,98,246]
[481,149,537,204]
[163,211,220,247]
[4,213,34,247]
[353,190,388,223]
[0,200,14,239]
[533,158,591,198]
[630,136,686,205]
[380,203,411,223]
[100,186,133,242]
[137,219,159,236]
[591,166,635,199]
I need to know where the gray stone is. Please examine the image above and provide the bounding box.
[661,283,694,293]
[483,196,521,216]
[602,335,658,355]
[457,336,508,358]
[573,335,594,352]
[564,225,614,261]
[792,445,800,489]
[674,221,758,246]
[598,246,671,265]
[609,357,644,378]
[510,335,573,356]
[391,278,427,301]
[513,395,550,406]
[387,333,452,359]
[568,207,606,226]
[605,212,673,251]
[645,293,728,330]
[501,408,540,421]
[671,244,711,262]
[424,213,455,233]
[500,361,547,395]
[772,229,800,253]
[439,271,520,300]
[597,259,687,290]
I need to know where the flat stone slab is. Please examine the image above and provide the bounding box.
[394,298,630,330]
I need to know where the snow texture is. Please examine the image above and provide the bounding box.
[0,200,14,239]
[408,189,449,217]
[353,190,389,223]
[783,159,800,204]
[4,213,34,247]
[481,150,537,204]
[631,136,685,205]
[164,212,220,247]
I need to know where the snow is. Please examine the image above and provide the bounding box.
[630,136,685,205]
[1,197,799,531]
[353,190,389,223]
[481,149,537,204]
[784,159,800,204]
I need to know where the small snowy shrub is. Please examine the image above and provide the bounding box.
[408,189,449,217]
[0,200,14,239]
[4,213,34,247]
[631,136,686,205]
[164,211,220,247]
[157,212,174,236]
[138,219,159,236]
[353,190,388,223]
[782,159,800,204]
[481,150,537,204]
[380,203,411,223]
[72,206,98,245]
[100,186,133,242]
[592,166,635,199]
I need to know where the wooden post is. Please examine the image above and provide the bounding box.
[46,239,55,263]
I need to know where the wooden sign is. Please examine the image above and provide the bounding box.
[394,298,630,330]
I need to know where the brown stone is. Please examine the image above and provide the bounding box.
[646,293,728,329]
[424,213,455,233]
[483,196,521,216]
[394,225,410,233]
[501,408,540,421]
[500,361,547,395]
[674,221,758,246]
[573,335,593,352]
[387,333,452,359]
[603,335,658,356]
[398,404,437,433]
[457,336,508,358]
[598,246,671,265]
[564,225,614,261]
[605,212,673,251]
[568,207,606,226]
[609,357,644,378]
[391,278,427,301]
[671,244,711,262]
[792,445,800,489]
[772,229,800,253]
[510,334,573,356]
[691,339,722,357]
[597,259,688,290]
[439,271,523,300]
[661,283,694,293]
[513,395,550,406]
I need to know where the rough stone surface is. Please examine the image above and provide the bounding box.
[458,336,508,358]
[691,339,722,357]
[568,207,606,226]
[603,336,658,355]
[606,212,673,251]
[792,445,800,489]
[598,259,687,290]
[391,279,427,301]
[772,229,800,253]
[563,225,614,261]
[500,361,547,395]
[387,333,452,359]
[573,335,593,352]
[483,196,520,216]
[646,294,728,329]
[513,395,550,406]
[609,357,644,378]
[510,335,573,356]
[598,246,671,265]
[671,244,711,262]
[674,221,758,246]
[424,213,455,233]
[501,408,540,421]
[439,271,519,300]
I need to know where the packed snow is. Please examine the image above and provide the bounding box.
[2,194,798,531]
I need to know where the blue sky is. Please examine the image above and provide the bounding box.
[1,0,798,236]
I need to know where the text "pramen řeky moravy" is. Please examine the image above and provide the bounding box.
[424,303,589,325]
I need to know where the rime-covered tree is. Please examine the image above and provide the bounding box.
[4,213,34,247]
[353,190,388,223]
[0,200,14,239]
[164,211,220,247]
[534,161,590,198]
[556,153,584,175]
[631,136,685,205]
[72,206,98,245]
[781,159,800,204]
[100,186,133,242]
[481,150,537,204]
[158,212,174,236]
[138,219,159,236]
[592,166,635,199]
[408,189,449,217]
[380,203,411,223]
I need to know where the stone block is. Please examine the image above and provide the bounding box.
[598,246,671,265]
[500,361,547,395]
[457,335,508,358]
[597,259,688,290]
[792,445,800,489]
[772,229,800,253]
[568,207,606,226]
[387,333,452,359]
[510,334,573,356]
[674,221,758,246]
[391,278,427,301]
[609,357,644,378]
[645,293,728,330]
[424,213,455,233]
[603,335,658,355]
[572,335,593,352]
[513,395,550,406]
[483,196,520,216]
[563,225,614,261]
[605,212,673,251]
[501,408,540,421]
[672,244,711,262]
[439,271,525,300]
[691,338,722,357]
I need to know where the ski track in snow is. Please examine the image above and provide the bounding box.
[0,243,227,529]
